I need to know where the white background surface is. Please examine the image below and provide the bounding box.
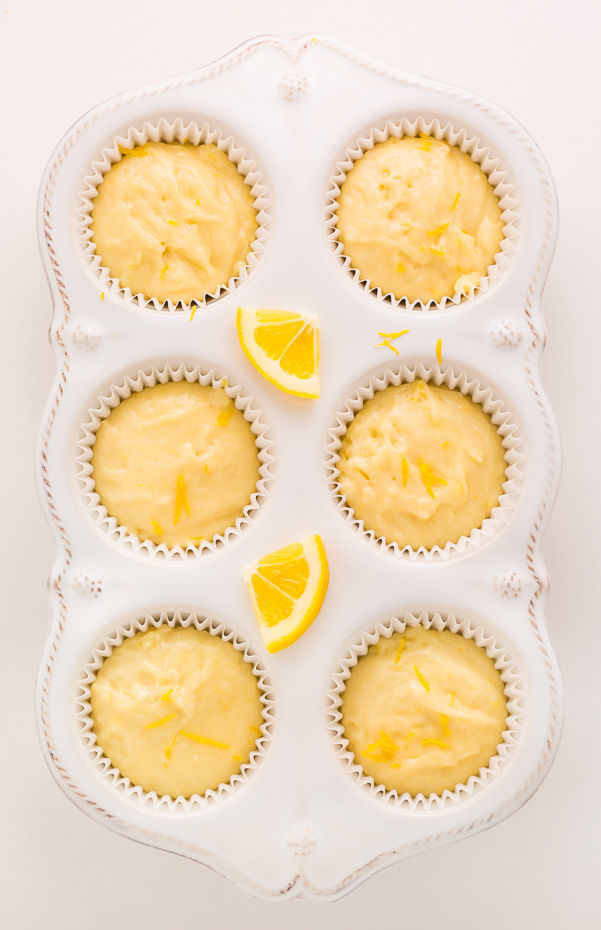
[1,0,599,926]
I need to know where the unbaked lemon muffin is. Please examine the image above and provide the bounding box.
[336,380,506,551]
[341,625,508,797]
[90,141,258,303]
[336,135,504,303]
[90,626,265,798]
[91,381,261,548]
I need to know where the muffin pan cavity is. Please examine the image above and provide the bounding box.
[76,610,274,812]
[325,362,523,561]
[75,362,274,560]
[327,610,523,811]
[76,117,271,313]
[37,35,561,900]
[326,116,518,312]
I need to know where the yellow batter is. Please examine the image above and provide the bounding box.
[337,380,506,551]
[90,626,265,798]
[91,141,258,303]
[336,136,504,303]
[341,626,507,797]
[91,381,261,548]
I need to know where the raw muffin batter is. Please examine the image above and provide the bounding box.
[341,625,508,797]
[91,626,264,798]
[336,135,504,303]
[91,141,258,302]
[336,380,506,550]
[91,381,261,548]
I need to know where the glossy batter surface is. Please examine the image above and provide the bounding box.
[92,381,261,548]
[91,141,258,302]
[341,626,508,796]
[337,380,506,550]
[91,626,264,798]
[336,136,504,303]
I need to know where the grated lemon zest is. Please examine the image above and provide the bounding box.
[232,754,243,762]
[401,457,409,487]
[436,338,442,364]
[375,329,410,355]
[404,731,415,741]
[389,762,403,768]
[361,730,399,763]
[450,691,455,706]
[217,406,234,426]
[195,200,200,206]
[394,637,406,664]
[427,222,449,237]
[249,726,262,735]
[165,734,178,760]
[443,441,450,450]
[161,689,173,703]
[421,738,450,749]
[429,246,445,256]
[179,729,229,749]
[414,665,430,691]
[168,219,178,226]
[118,144,149,157]
[417,132,432,151]
[450,192,461,211]
[417,458,448,499]
[151,521,163,536]
[190,306,197,321]
[160,264,168,280]
[440,713,450,736]
[173,473,191,525]
[375,340,399,355]
[396,262,406,273]
[378,330,410,339]
[100,291,105,300]
[146,713,176,729]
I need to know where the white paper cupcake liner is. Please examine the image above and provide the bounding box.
[76,610,275,812]
[75,361,275,559]
[325,362,523,561]
[327,610,524,811]
[76,117,271,312]
[326,116,519,311]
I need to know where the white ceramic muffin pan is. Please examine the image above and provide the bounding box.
[36,35,562,900]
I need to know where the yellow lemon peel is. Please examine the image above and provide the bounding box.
[375,329,410,354]
[394,637,406,664]
[190,306,197,321]
[427,222,449,237]
[118,144,149,157]
[401,457,409,487]
[421,738,450,749]
[178,729,230,749]
[160,689,173,703]
[173,473,191,526]
[436,338,442,364]
[145,712,176,730]
[361,731,399,763]
[151,521,163,536]
[450,191,461,211]
[414,665,430,691]
[417,458,448,499]
[217,406,234,426]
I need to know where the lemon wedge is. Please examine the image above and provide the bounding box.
[236,307,320,398]
[243,535,329,652]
